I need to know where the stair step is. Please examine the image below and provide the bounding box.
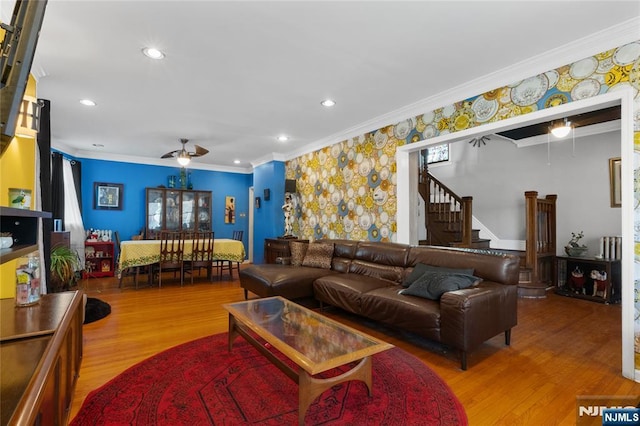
[449,239,491,249]
[518,282,554,299]
[519,268,532,283]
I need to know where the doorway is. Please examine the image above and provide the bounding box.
[396,90,636,380]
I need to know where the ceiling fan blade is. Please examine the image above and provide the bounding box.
[161,150,179,159]
[191,145,209,157]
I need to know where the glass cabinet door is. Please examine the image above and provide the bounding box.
[164,190,181,231]
[147,188,164,235]
[196,192,212,231]
[181,191,196,232]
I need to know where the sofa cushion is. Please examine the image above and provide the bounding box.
[359,286,441,342]
[239,264,336,300]
[290,241,308,266]
[313,274,393,315]
[403,263,475,288]
[302,242,334,269]
[400,272,482,300]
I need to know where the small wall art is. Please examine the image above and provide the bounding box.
[9,188,31,209]
[225,196,235,224]
[609,157,621,208]
[94,182,123,210]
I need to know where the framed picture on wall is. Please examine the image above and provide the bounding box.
[8,188,32,209]
[225,196,235,224]
[609,157,621,208]
[94,182,123,210]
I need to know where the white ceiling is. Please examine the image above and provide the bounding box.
[5,1,640,172]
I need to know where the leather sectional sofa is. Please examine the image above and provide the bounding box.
[239,239,520,370]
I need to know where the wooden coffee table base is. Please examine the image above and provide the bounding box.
[228,314,374,425]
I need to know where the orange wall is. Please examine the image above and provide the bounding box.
[0,76,38,299]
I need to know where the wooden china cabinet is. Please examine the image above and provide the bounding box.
[145,187,212,239]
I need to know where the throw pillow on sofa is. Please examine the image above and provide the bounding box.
[302,242,334,269]
[400,271,482,300]
[290,241,308,266]
[402,263,474,288]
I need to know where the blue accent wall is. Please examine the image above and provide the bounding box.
[252,161,285,264]
[80,159,252,257]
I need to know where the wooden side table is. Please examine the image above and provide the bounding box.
[554,255,621,304]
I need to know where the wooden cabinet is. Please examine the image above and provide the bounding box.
[84,241,115,278]
[0,291,84,425]
[51,231,70,249]
[145,188,212,239]
[554,255,621,304]
[264,238,308,264]
[0,207,51,263]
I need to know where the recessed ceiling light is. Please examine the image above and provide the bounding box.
[320,99,336,107]
[277,135,289,142]
[233,160,241,164]
[80,99,96,106]
[142,47,165,60]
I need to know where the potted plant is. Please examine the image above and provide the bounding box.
[50,245,81,292]
[565,231,588,257]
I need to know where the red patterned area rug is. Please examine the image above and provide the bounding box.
[71,333,467,425]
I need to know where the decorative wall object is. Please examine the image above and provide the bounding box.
[264,188,270,201]
[609,157,622,208]
[225,196,235,224]
[8,188,31,209]
[94,183,123,210]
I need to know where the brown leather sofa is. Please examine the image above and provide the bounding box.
[239,240,520,370]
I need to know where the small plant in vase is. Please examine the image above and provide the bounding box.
[50,245,82,292]
[565,231,588,257]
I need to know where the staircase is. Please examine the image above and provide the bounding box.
[418,155,556,298]
[418,169,490,248]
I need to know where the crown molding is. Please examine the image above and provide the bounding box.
[285,17,640,162]
[250,152,287,168]
[51,144,253,174]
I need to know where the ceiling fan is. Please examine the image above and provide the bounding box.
[468,135,489,147]
[161,138,209,166]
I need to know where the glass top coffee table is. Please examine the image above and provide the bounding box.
[223,296,394,424]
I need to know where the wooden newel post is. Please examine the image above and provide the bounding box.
[462,196,473,247]
[525,191,538,280]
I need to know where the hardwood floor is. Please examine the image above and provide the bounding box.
[72,268,640,425]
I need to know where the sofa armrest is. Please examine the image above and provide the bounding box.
[439,282,517,352]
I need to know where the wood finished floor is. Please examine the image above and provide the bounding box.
[72,267,640,425]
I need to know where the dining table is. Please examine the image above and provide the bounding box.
[117,238,246,279]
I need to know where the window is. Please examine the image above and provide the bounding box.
[426,143,449,164]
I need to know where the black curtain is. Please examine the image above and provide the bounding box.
[38,99,52,287]
[51,152,64,223]
[70,160,82,214]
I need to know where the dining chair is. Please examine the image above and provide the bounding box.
[219,230,243,280]
[115,231,142,289]
[183,231,215,284]
[154,230,185,287]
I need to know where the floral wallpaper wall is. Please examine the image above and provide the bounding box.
[287,41,640,245]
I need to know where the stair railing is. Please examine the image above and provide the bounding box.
[419,164,472,247]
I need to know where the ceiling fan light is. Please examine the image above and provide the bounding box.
[550,119,572,138]
[177,151,190,166]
